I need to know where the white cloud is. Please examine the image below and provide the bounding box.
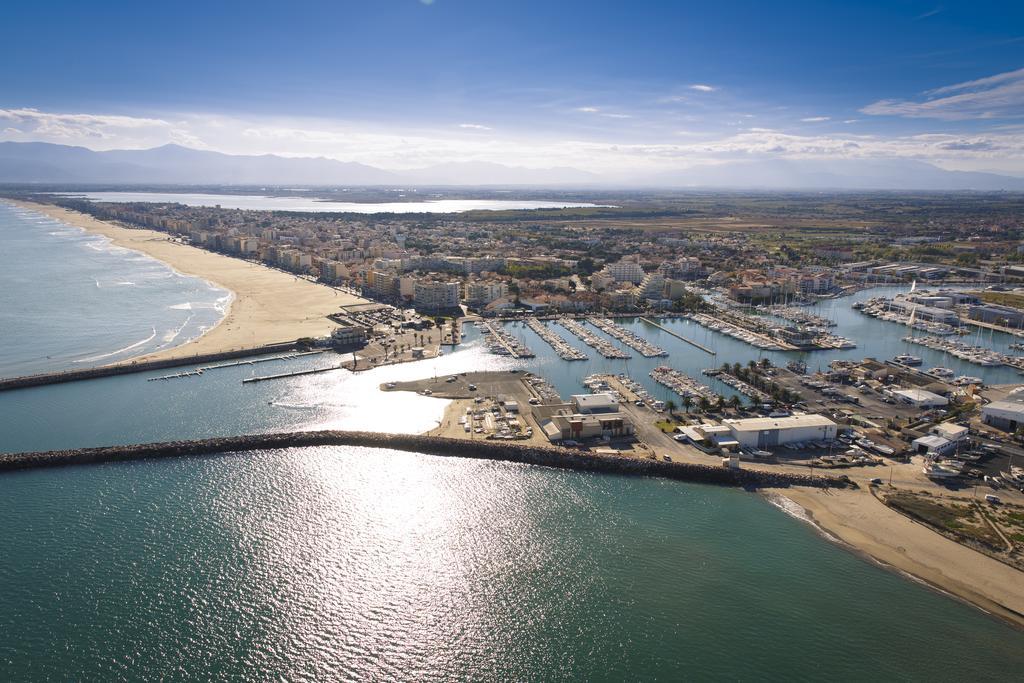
[0,107,173,145]
[862,67,1024,120]
[576,106,600,113]
[2,106,1023,175]
[689,84,716,92]
[800,116,830,122]
[458,123,491,130]
[602,113,632,119]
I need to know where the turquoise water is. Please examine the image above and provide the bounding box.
[3,207,1024,679]
[1,447,1022,681]
[0,201,229,376]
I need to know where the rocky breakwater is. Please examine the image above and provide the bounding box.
[0,431,852,490]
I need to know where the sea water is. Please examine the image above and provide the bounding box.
[0,201,230,376]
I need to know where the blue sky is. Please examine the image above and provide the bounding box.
[1,0,1022,174]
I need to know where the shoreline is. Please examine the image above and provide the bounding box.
[7,199,368,365]
[776,487,1024,630]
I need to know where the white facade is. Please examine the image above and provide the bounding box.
[893,389,948,408]
[604,259,645,285]
[413,280,460,311]
[465,280,508,306]
[722,414,837,449]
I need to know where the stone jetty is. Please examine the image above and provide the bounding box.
[0,430,851,490]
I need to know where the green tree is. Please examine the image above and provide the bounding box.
[665,399,677,416]
[681,395,693,413]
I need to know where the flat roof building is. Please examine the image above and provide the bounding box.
[982,392,1024,432]
[721,414,837,449]
[893,388,949,408]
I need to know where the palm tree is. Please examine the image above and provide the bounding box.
[748,359,758,371]
[716,394,726,411]
[760,357,772,370]
[732,362,742,375]
[681,395,693,413]
[698,396,711,413]
[665,399,677,417]
[728,394,742,410]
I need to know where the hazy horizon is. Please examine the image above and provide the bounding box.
[2,0,1022,184]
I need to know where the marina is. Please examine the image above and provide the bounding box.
[558,317,632,359]
[650,365,718,402]
[688,312,790,350]
[901,335,1024,370]
[702,368,771,402]
[480,321,535,358]
[524,318,588,361]
[587,317,668,357]
[638,317,716,355]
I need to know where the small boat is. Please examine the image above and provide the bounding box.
[927,367,955,379]
[893,354,922,366]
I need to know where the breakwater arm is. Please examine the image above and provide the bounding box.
[0,430,851,490]
[0,342,302,392]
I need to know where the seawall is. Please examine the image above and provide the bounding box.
[0,430,852,490]
[0,342,302,392]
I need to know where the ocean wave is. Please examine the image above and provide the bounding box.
[762,492,842,544]
[161,313,195,346]
[73,326,157,364]
[169,302,193,310]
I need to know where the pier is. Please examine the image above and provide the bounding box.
[640,317,716,355]
[241,364,344,383]
[0,341,304,392]
[588,317,668,357]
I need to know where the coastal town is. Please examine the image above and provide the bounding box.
[3,190,1024,630]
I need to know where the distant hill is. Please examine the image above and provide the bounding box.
[1,141,1022,190]
[0,142,596,186]
[0,142,400,185]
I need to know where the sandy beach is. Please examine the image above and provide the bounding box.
[781,486,1024,629]
[12,200,368,364]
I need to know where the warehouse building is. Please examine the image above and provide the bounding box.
[721,414,837,449]
[982,392,1024,432]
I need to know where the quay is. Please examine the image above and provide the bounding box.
[241,364,344,383]
[0,430,853,490]
[640,317,716,355]
[0,341,303,393]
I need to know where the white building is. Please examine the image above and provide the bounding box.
[603,258,645,285]
[982,392,1024,431]
[722,414,837,449]
[893,388,949,408]
[535,393,633,443]
[637,272,666,300]
[465,280,509,307]
[413,279,461,312]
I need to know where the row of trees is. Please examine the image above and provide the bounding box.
[719,359,803,405]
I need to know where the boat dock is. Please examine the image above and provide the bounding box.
[525,318,587,360]
[588,317,668,357]
[480,322,535,358]
[639,318,716,355]
[242,364,344,383]
[558,318,631,359]
[147,350,329,381]
[0,341,303,392]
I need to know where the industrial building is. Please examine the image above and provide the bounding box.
[982,392,1024,432]
[892,388,949,408]
[721,414,837,449]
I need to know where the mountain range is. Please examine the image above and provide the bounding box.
[1,141,1021,190]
